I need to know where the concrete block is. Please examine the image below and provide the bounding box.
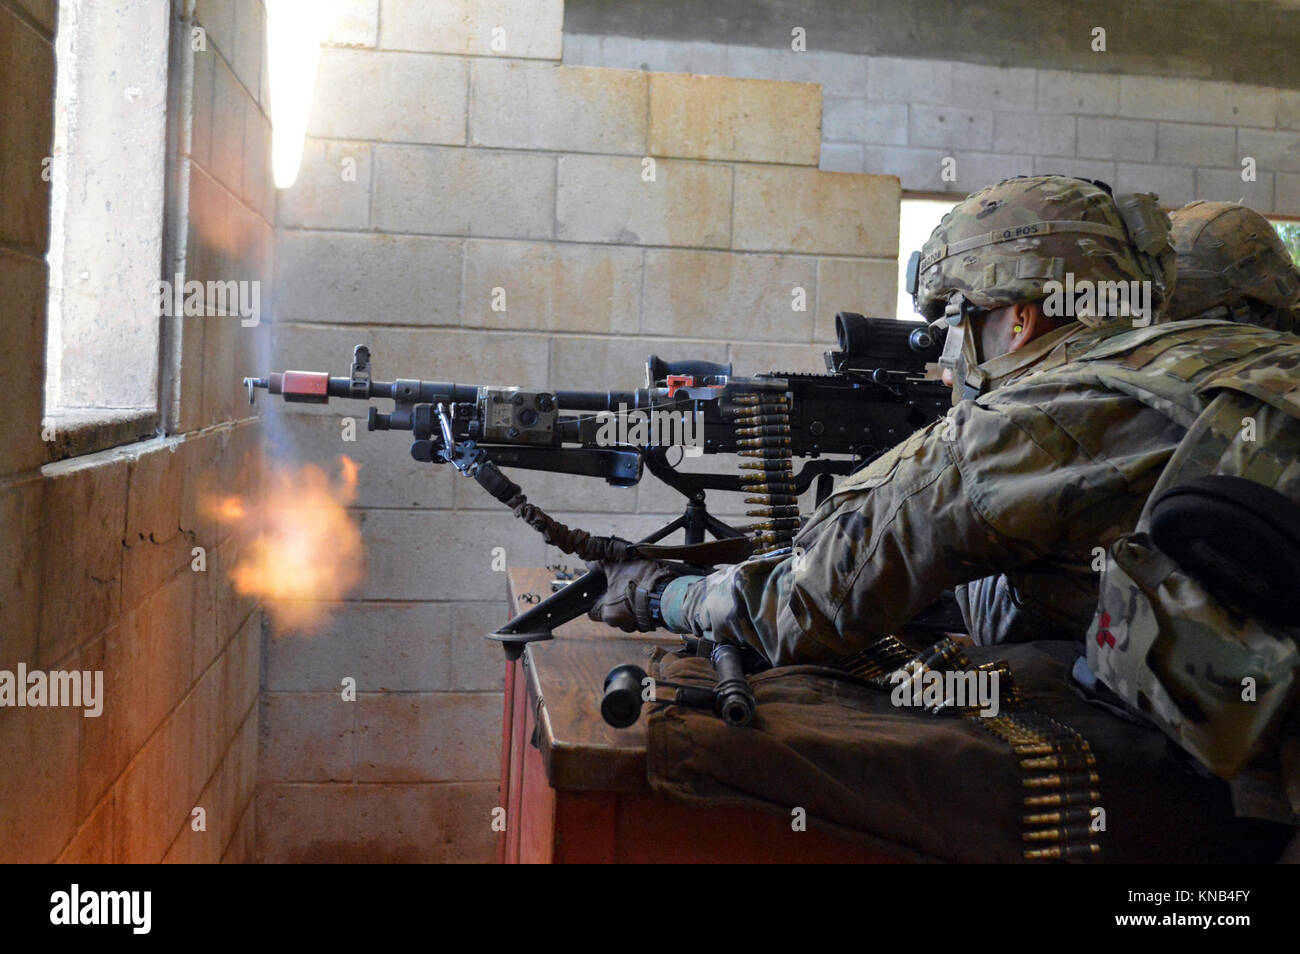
[112,706,186,862]
[276,139,372,230]
[1156,122,1237,167]
[231,0,262,101]
[1037,70,1118,115]
[862,144,950,193]
[0,475,44,669]
[220,798,256,863]
[194,0,236,62]
[1276,173,1300,217]
[820,142,863,173]
[379,0,564,59]
[909,106,993,152]
[556,155,732,248]
[177,709,257,862]
[0,252,48,476]
[949,63,1036,112]
[816,259,899,337]
[549,336,727,392]
[210,57,246,196]
[260,692,354,781]
[11,0,55,34]
[1279,91,1300,131]
[729,341,828,376]
[649,73,821,165]
[190,45,216,170]
[1196,82,1276,128]
[256,780,497,863]
[1113,163,1196,209]
[437,779,500,862]
[57,794,115,864]
[779,49,869,97]
[993,112,1075,156]
[1238,129,1300,174]
[462,239,642,334]
[723,43,787,82]
[452,462,637,514]
[328,0,380,47]
[1196,168,1275,212]
[269,411,457,511]
[138,570,198,736]
[1121,75,1275,127]
[867,56,950,105]
[823,99,906,146]
[266,601,453,692]
[1076,117,1157,162]
[0,697,79,861]
[450,603,510,691]
[374,145,555,239]
[471,61,646,154]
[733,165,900,256]
[77,622,146,820]
[37,454,129,666]
[277,230,462,326]
[241,101,273,221]
[358,509,545,601]
[355,692,502,781]
[1033,155,1117,185]
[633,453,752,519]
[121,440,194,614]
[641,249,818,342]
[308,49,467,145]
[950,151,1036,192]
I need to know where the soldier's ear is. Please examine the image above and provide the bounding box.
[1007,302,1046,351]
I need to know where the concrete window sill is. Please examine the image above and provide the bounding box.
[42,409,160,463]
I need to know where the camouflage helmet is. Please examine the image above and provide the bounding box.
[908,175,1176,328]
[1167,200,1300,332]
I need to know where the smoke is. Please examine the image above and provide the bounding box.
[209,454,364,632]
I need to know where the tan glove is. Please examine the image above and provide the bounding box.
[587,558,688,632]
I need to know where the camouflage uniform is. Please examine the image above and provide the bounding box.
[661,317,1300,669]
[1166,200,1300,333]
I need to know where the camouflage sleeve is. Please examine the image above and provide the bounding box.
[661,389,1170,666]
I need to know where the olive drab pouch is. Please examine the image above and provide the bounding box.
[1087,374,1300,779]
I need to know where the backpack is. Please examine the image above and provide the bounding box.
[1081,326,1300,778]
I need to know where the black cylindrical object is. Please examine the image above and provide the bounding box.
[601,664,648,728]
[710,644,755,727]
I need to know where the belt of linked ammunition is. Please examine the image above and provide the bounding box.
[728,392,800,554]
[836,635,1102,862]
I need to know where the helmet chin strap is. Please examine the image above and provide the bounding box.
[938,296,986,405]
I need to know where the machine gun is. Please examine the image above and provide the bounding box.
[244,313,958,705]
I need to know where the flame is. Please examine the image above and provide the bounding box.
[209,455,365,632]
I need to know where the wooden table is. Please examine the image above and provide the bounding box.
[496,568,905,863]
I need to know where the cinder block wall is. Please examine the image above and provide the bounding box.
[0,0,271,862]
[566,36,1300,216]
[258,0,899,862]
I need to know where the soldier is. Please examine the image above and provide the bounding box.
[589,174,1300,776]
[964,199,1300,647]
[1166,200,1300,333]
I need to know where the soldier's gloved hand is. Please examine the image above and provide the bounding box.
[587,558,684,632]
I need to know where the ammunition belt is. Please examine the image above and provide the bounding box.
[728,392,801,554]
[836,635,1102,862]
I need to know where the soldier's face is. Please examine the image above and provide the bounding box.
[975,305,1022,363]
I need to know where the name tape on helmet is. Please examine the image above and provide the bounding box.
[915,219,1131,279]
